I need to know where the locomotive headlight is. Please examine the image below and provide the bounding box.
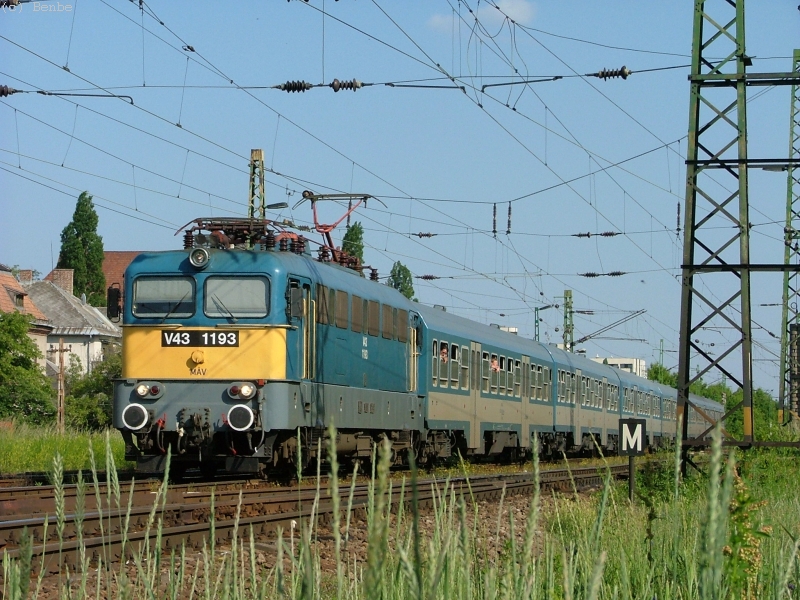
[135,384,149,397]
[227,382,257,400]
[189,247,210,269]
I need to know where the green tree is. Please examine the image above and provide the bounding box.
[647,362,677,387]
[342,222,365,264]
[65,349,120,430]
[387,261,415,300]
[0,312,55,425]
[57,192,105,306]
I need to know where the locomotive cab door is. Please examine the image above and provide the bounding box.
[287,277,314,380]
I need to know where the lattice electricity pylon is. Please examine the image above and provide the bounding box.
[248,149,266,221]
[677,1,800,464]
[779,50,800,425]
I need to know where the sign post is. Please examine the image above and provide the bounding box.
[618,418,647,502]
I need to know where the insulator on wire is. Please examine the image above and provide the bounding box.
[600,231,620,237]
[418,275,440,280]
[275,80,313,93]
[607,271,626,277]
[593,66,631,80]
[676,202,681,237]
[506,202,511,235]
[0,85,19,97]
[415,232,436,238]
[492,203,497,238]
[573,232,592,238]
[330,78,362,92]
[580,272,600,278]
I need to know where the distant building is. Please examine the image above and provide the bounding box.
[102,251,143,290]
[590,356,647,378]
[0,264,52,368]
[23,269,121,375]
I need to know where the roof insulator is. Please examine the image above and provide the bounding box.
[276,80,313,93]
[593,66,631,80]
[330,78,362,92]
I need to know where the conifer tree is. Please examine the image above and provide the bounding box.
[57,192,105,305]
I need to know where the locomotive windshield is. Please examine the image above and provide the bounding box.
[132,276,195,318]
[203,276,270,319]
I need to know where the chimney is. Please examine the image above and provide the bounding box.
[51,269,74,296]
[17,270,33,284]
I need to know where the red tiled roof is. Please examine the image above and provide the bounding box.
[0,270,47,321]
[102,251,143,289]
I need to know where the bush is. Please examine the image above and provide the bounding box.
[65,349,120,430]
[0,312,55,425]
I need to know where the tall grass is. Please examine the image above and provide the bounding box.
[0,424,130,474]
[2,426,799,599]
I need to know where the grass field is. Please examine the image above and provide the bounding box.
[2,426,799,599]
[0,425,130,474]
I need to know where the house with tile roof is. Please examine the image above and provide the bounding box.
[23,269,121,376]
[0,264,52,368]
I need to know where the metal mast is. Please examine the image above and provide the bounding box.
[677,1,800,466]
[248,149,266,220]
[563,290,574,352]
[779,49,800,424]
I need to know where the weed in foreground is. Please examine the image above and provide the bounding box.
[1,426,799,599]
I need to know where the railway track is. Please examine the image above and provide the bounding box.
[0,463,627,574]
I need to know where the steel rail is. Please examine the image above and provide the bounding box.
[0,464,628,574]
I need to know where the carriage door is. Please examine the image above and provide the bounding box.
[521,356,530,449]
[287,277,314,380]
[468,341,482,450]
[407,311,421,392]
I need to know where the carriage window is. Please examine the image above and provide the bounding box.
[382,304,394,339]
[397,309,408,343]
[581,377,588,406]
[450,344,459,388]
[460,346,469,389]
[368,301,379,336]
[514,360,521,397]
[204,276,269,318]
[498,356,507,395]
[491,354,499,394]
[557,370,565,403]
[133,276,195,318]
[351,295,363,333]
[335,290,348,328]
[439,341,449,386]
[482,352,490,393]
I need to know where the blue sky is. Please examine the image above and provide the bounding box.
[1,1,797,392]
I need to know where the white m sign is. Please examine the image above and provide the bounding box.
[619,419,647,456]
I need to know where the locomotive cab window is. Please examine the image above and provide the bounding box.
[133,276,195,318]
[204,276,269,318]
